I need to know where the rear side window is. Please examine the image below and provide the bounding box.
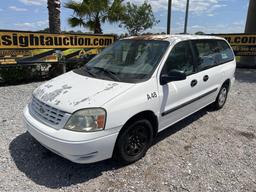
[193,40,234,71]
[217,40,234,63]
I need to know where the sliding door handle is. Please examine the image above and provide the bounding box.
[203,75,209,82]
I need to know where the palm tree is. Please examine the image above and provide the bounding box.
[65,0,125,34]
[48,0,61,34]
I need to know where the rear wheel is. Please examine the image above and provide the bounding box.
[212,84,229,110]
[114,119,153,164]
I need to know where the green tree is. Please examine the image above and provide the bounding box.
[47,0,61,34]
[65,0,126,34]
[195,31,205,35]
[120,1,159,36]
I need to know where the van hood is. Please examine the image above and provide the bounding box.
[33,71,135,113]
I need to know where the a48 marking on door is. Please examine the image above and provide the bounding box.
[147,92,157,100]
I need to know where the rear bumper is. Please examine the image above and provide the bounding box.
[23,105,120,164]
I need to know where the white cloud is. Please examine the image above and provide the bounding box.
[71,0,83,2]
[145,23,244,34]
[19,0,47,6]
[9,6,28,12]
[233,21,244,26]
[191,25,203,29]
[14,20,48,30]
[188,23,244,34]
[207,13,215,17]
[127,0,226,15]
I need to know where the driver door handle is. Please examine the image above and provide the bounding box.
[191,79,197,87]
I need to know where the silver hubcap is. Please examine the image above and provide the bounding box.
[218,87,227,106]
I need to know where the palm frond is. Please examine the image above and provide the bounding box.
[84,20,96,32]
[64,1,81,13]
[68,17,86,27]
[108,0,126,22]
[65,0,89,18]
[65,0,126,33]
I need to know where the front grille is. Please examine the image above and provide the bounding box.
[30,96,70,129]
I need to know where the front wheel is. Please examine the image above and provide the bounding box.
[212,84,229,110]
[113,119,153,164]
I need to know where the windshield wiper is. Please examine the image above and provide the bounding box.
[84,66,96,77]
[92,67,120,81]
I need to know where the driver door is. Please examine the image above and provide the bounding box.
[158,40,208,131]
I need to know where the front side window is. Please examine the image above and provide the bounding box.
[162,41,194,76]
[79,39,169,83]
[193,40,234,71]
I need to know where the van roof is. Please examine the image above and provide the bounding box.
[124,34,225,42]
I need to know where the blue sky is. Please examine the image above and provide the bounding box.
[0,0,249,34]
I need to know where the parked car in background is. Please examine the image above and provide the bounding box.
[23,35,236,164]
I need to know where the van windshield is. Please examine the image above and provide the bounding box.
[79,39,169,83]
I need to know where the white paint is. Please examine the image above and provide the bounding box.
[23,35,236,163]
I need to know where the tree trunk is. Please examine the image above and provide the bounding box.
[94,14,103,34]
[47,0,61,34]
[48,0,63,75]
[240,0,256,68]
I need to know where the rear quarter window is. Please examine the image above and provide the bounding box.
[216,40,234,64]
[193,39,234,71]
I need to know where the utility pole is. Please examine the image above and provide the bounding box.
[184,0,190,34]
[240,0,256,68]
[167,0,172,34]
[244,0,256,33]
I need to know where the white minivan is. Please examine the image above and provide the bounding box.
[23,35,236,164]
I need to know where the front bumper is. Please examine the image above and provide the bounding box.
[23,105,120,164]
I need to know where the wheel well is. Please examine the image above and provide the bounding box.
[223,79,231,90]
[121,111,159,138]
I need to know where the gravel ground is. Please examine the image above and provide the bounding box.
[0,69,256,192]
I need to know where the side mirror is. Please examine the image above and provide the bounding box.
[160,70,187,85]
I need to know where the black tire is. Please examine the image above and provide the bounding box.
[113,119,153,164]
[212,83,229,110]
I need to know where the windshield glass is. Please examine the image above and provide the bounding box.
[82,39,169,83]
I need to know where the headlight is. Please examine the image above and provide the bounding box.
[64,108,106,132]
